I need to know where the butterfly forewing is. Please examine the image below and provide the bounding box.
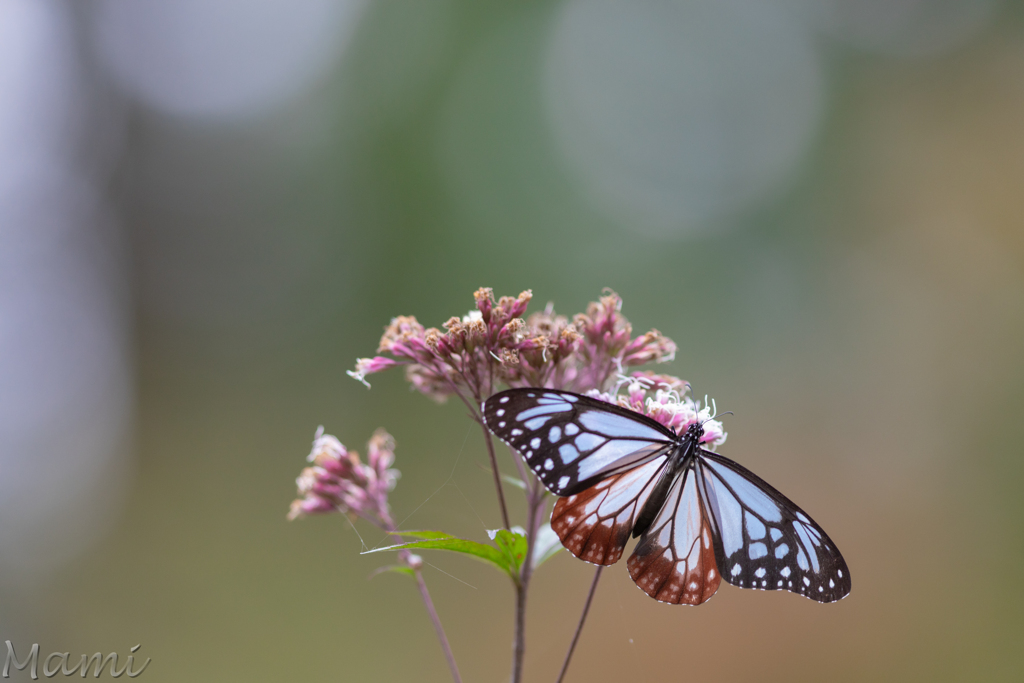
[698,450,851,603]
[482,389,676,496]
[627,465,721,605]
[551,455,669,565]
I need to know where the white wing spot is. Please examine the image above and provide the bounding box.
[780,566,791,578]
[496,409,505,417]
[530,437,541,449]
[818,585,824,592]
[777,580,783,587]
[770,527,783,541]
[803,576,811,587]
[749,543,768,560]
[498,422,506,428]
[499,396,510,404]
[761,580,767,587]
[837,569,843,578]
[511,429,522,436]
[558,476,570,489]
[565,423,579,436]
[548,426,561,443]
[544,459,554,470]
[775,543,789,559]
[754,567,766,578]
[829,578,835,588]
[731,563,742,576]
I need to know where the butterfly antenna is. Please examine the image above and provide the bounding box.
[700,398,734,424]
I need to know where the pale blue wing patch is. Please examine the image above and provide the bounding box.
[578,411,668,441]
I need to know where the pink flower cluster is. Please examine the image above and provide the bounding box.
[288,427,400,527]
[348,288,677,404]
[588,373,728,448]
[585,374,729,448]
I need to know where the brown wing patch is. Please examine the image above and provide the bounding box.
[551,457,667,566]
[626,470,721,605]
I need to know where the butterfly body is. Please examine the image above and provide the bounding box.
[483,388,851,605]
[631,422,703,539]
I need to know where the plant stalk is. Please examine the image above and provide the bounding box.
[414,565,464,683]
[385,518,463,683]
[555,565,604,683]
[511,479,547,683]
[480,421,512,530]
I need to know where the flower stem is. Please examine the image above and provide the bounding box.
[480,421,512,530]
[386,521,463,683]
[511,479,546,683]
[414,566,464,683]
[555,565,604,683]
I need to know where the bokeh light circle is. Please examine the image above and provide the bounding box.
[544,0,825,237]
[92,0,366,119]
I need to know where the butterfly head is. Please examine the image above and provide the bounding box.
[683,421,705,442]
[691,395,729,448]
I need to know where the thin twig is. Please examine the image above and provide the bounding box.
[555,566,604,683]
[414,566,464,683]
[438,371,480,421]
[507,441,531,485]
[439,368,510,530]
[511,479,546,683]
[480,421,512,530]
[512,582,528,683]
[384,519,463,683]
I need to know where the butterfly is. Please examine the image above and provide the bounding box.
[482,388,850,605]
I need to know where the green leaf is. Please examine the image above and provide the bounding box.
[501,474,528,490]
[362,532,514,576]
[368,565,415,580]
[531,522,563,568]
[488,527,529,574]
[388,530,450,541]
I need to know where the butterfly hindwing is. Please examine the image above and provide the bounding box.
[483,389,676,496]
[698,450,851,603]
[627,464,721,605]
[551,455,669,566]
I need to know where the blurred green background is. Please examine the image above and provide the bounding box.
[2,1,1023,681]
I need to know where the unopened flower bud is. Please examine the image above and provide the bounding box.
[474,287,495,322]
[348,357,402,388]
